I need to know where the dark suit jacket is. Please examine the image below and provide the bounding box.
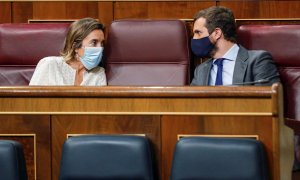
[191,45,280,86]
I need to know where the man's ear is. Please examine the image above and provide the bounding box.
[214,28,223,40]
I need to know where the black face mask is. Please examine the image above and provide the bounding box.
[191,36,214,58]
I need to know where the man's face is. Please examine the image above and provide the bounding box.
[193,17,209,39]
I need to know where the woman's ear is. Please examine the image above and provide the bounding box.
[73,42,80,53]
[73,41,82,49]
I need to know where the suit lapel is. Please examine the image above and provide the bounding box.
[202,59,213,85]
[232,46,248,84]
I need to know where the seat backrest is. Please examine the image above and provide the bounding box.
[170,137,269,180]
[237,25,300,120]
[104,19,190,86]
[0,140,27,180]
[0,23,69,86]
[59,135,155,180]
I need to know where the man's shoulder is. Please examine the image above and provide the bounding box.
[196,58,213,68]
[239,45,271,57]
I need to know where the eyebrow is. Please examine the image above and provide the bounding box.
[90,39,99,42]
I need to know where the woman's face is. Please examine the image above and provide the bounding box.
[76,29,105,57]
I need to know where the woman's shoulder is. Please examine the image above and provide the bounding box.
[38,56,64,64]
[36,56,66,70]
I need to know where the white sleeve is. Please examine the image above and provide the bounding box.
[29,57,51,85]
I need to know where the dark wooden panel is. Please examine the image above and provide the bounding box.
[32,2,98,20]
[65,2,98,19]
[1,1,300,24]
[0,115,51,180]
[12,2,32,23]
[261,1,300,18]
[161,115,275,180]
[114,1,216,19]
[32,2,66,19]
[0,2,11,23]
[219,1,262,19]
[161,115,205,180]
[51,115,161,180]
[98,2,114,34]
[220,1,300,18]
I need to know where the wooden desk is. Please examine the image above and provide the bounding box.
[0,84,293,180]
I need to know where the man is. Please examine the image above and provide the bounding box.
[190,6,280,86]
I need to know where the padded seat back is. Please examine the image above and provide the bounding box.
[171,137,269,180]
[237,25,300,120]
[59,135,155,180]
[0,140,27,180]
[0,23,69,85]
[105,19,190,85]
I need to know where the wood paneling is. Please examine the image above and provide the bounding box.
[98,1,113,34]
[0,2,11,23]
[33,2,66,19]
[12,2,32,23]
[260,1,300,18]
[5,2,114,31]
[162,115,275,180]
[220,1,300,19]
[32,2,98,20]
[219,1,261,19]
[51,115,161,180]
[65,2,98,19]
[0,85,294,180]
[0,115,51,180]
[0,1,299,26]
[161,115,205,180]
[114,1,215,19]
[0,86,275,113]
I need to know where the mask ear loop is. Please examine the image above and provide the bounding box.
[207,29,218,45]
[211,28,222,43]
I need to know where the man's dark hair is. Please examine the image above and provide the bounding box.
[194,6,237,43]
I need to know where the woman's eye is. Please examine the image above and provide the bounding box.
[90,40,97,46]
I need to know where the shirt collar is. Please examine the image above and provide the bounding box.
[221,43,239,61]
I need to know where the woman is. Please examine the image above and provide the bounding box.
[29,18,107,86]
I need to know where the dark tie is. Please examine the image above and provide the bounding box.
[214,58,225,86]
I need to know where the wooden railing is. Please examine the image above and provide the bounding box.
[0,84,293,180]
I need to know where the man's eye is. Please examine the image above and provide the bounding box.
[193,30,200,35]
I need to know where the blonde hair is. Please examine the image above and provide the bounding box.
[60,18,105,62]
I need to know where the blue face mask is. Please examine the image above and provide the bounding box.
[191,36,214,58]
[79,47,104,70]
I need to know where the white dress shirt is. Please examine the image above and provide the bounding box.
[209,44,239,86]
